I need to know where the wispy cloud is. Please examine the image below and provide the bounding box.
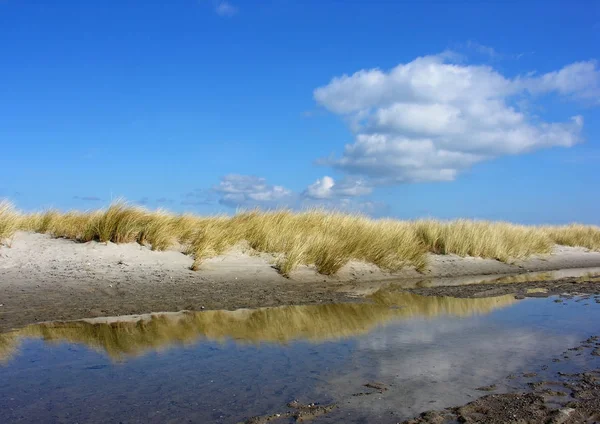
[454,41,532,61]
[74,195,102,202]
[214,1,238,17]
[181,189,215,207]
[465,40,499,58]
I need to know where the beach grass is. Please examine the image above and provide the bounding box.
[0,201,20,246]
[2,200,600,275]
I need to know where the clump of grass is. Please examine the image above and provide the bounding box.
[414,220,554,262]
[542,224,600,251]
[6,200,600,276]
[0,201,21,246]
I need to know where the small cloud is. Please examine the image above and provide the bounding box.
[213,174,293,209]
[136,197,150,205]
[215,1,238,17]
[156,197,174,204]
[303,176,372,200]
[465,40,498,58]
[74,195,102,202]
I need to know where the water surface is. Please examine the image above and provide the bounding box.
[1,289,599,423]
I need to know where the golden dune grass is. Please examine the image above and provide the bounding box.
[542,224,600,251]
[2,200,600,276]
[0,201,20,246]
[0,291,517,362]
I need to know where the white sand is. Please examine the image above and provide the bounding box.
[1,231,600,287]
[1,231,600,330]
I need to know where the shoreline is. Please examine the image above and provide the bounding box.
[1,231,600,331]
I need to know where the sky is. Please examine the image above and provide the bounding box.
[1,0,599,224]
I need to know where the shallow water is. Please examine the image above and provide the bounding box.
[1,291,599,423]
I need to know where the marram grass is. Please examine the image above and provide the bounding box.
[0,201,20,247]
[2,200,600,276]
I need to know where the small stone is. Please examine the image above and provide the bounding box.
[548,407,575,424]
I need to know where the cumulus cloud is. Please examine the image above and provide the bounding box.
[314,54,596,185]
[214,1,238,17]
[304,176,372,199]
[214,174,293,208]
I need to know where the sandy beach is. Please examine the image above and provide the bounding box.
[1,231,600,331]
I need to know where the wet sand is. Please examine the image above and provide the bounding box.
[401,337,600,424]
[1,231,600,331]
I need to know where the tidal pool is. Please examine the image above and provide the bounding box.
[1,290,599,423]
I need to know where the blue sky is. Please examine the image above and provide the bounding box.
[1,0,599,224]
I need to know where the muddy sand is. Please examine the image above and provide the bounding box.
[401,336,600,424]
[1,231,600,331]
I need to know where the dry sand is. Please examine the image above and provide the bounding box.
[1,231,600,331]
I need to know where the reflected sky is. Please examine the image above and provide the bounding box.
[0,294,599,423]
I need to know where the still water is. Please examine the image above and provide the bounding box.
[1,290,599,423]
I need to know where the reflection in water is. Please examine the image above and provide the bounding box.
[1,296,599,424]
[0,291,516,362]
[0,332,18,364]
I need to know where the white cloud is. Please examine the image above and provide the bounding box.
[314,54,595,184]
[304,175,372,199]
[465,40,499,58]
[305,176,335,199]
[518,60,600,101]
[214,175,293,208]
[210,175,383,215]
[214,1,238,17]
